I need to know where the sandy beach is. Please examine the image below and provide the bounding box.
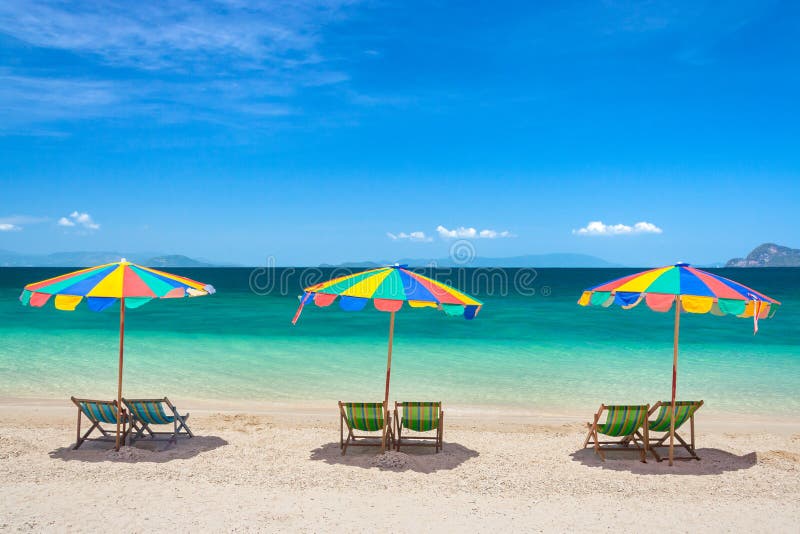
[1,399,799,533]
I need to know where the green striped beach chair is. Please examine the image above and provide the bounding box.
[338,401,394,455]
[71,397,130,449]
[122,397,193,444]
[394,401,444,453]
[583,404,650,462]
[647,400,703,461]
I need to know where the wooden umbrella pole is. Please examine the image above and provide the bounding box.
[382,311,396,451]
[115,297,125,451]
[669,295,680,466]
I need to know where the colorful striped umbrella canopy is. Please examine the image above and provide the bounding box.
[292,264,482,450]
[579,263,779,465]
[293,264,482,320]
[21,260,215,449]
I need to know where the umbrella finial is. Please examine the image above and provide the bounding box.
[675,261,689,267]
[120,257,128,263]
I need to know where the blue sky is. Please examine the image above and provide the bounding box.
[0,0,798,266]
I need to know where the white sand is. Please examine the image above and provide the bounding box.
[1,399,799,532]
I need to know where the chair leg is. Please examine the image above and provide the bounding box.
[583,423,594,448]
[675,433,700,460]
[175,415,192,438]
[583,421,604,458]
[394,407,400,451]
[650,446,663,462]
[396,425,402,452]
[593,428,604,461]
[74,421,100,450]
[169,404,193,438]
[641,426,648,463]
[341,430,353,456]
[439,412,444,453]
[134,421,152,439]
[74,409,82,449]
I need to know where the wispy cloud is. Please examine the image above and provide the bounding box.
[436,225,515,239]
[387,231,432,242]
[58,211,100,230]
[0,1,357,72]
[0,215,50,231]
[0,1,361,132]
[573,220,663,236]
[0,215,49,225]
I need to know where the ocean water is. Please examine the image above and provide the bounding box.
[0,267,798,416]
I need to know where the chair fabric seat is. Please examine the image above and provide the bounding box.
[649,401,702,432]
[401,402,440,432]
[127,400,175,425]
[344,402,384,432]
[79,401,120,424]
[598,405,648,437]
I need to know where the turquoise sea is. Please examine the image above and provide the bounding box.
[0,267,798,416]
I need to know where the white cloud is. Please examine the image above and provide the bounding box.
[436,225,514,239]
[387,231,432,242]
[573,220,663,236]
[0,214,50,231]
[59,211,100,230]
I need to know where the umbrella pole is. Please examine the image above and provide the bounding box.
[115,298,125,451]
[669,296,680,466]
[382,311,396,452]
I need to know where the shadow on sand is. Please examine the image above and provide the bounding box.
[570,446,757,475]
[309,441,479,472]
[49,435,228,463]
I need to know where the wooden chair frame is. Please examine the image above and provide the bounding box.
[123,397,193,444]
[583,404,650,463]
[646,400,703,462]
[71,397,130,450]
[394,401,444,453]
[339,401,395,455]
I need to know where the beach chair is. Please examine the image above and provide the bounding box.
[394,401,444,453]
[339,401,394,455]
[122,397,193,444]
[646,400,703,461]
[583,404,650,462]
[71,397,130,449]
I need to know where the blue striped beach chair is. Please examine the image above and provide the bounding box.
[71,397,130,449]
[583,404,650,462]
[122,397,193,444]
[647,400,704,461]
[338,401,394,455]
[394,401,444,453]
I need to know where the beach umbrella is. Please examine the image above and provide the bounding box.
[20,260,215,449]
[578,262,779,465]
[292,264,482,447]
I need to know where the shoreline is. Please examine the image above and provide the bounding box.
[3,395,799,435]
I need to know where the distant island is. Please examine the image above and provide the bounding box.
[726,243,800,267]
[322,253,619,268]
[0,250,219,267]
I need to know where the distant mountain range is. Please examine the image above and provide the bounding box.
[7,245,794,269]
[726,243,800,267]
[0,250,220,267]
[322,253,619,268]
